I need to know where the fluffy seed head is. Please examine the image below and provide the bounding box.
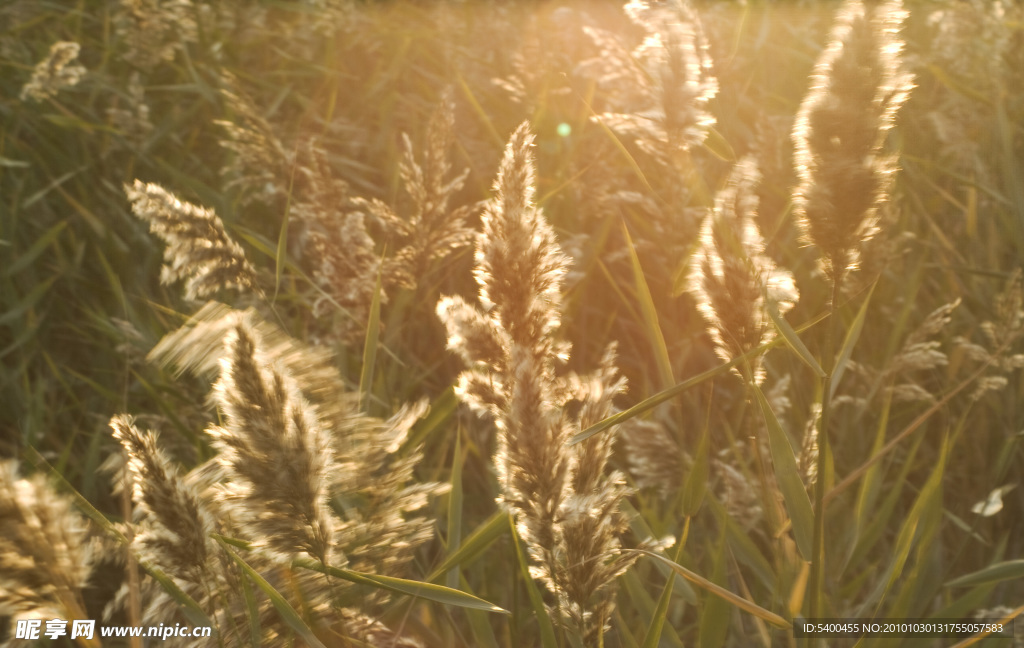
[125,180,258,301]
[690,158,798,383]
[20,41,86,102]
[792,0,914,279]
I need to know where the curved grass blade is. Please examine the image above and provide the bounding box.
[239,569,261,647]
[508,513,558,648]
[571,310,829,445]
[640,522,688,648]
[428,509,507,582]
[214,537,327,648]
[830,281,876,400]
[294,560,508,614]
[628,550,791,629]
[945,560,1024,588]
[752,382,814,560]
[622,223,675,389]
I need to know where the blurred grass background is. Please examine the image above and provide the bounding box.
[1,0,1022,646]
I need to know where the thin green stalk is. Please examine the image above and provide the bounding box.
[810,270,843,623]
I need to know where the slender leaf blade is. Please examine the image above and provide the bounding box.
[767,300,825,378]
[294,560,508,614]
[752,383,814,559]
[215,537,327,648]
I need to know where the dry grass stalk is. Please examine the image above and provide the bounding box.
[792,0,914,281]
[437,123,633,642]
[689,157,798,385]
[19,41,86,103]
[0,461,93,629]
[125,181,259,301]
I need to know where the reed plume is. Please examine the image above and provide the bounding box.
[209,322,334,564]
[689,157,798,385]
[125,181,259,301]
[109,415,213,589]
[114,0,197,70]
[792,0,914,281]
[355,97,477,290]
[438,123,633,643]
[0,461,93,631]
[20,41,86,103]
[215,74,293,207]
[597,0,718,163]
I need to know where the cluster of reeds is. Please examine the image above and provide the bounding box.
[437,123,635,644]
[69,311,442,646]
[5,0,1024,645]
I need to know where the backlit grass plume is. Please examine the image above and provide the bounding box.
[19,40,86,103]
[792,0,914,280]
[125,181,259,301]
[596,0,718,162]
[109,415,213,589]
[437,123,634,643]
[356,97,478,290]
[210,322,334,564]
[689,157,798,385]
[0,461,94,638]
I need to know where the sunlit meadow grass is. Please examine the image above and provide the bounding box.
[1,1,1023,646]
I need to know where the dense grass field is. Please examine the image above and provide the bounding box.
[1,0,1023,646]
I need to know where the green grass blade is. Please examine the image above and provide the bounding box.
[682,401,711,517]
[752,382,814,560]
[428,509,508,582]
[699,534,731,648]
[629,550,791,629]
[945,560,1024,588]
[239,569,261,647]
[274,146,299,300]
[5,220,67,277]
[862,436,948,617]
[446,432,464,590]
[640,529,687,648]
[214,537,326,648]
[508,513,558,648]
[830,281,876,400]
[294,560,508,614]
[766,299,825,379]
[622,223,675,389]
[459,572,501,648]
[702,126,736,162]
[359,265,383,412]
